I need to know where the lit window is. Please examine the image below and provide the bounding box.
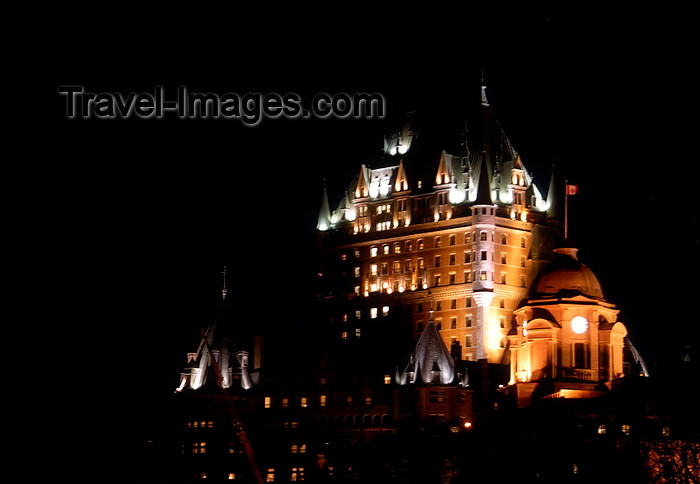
[264,396,272,409]
[621,424,631,436]
[300,397,308,408]
[354,267,360,277]
[464,271,472,283]
[355,310,361,319]
[370,246,378,257]
[480,271,487,281]
[370,264,378,276]
[464,232,471,243]
[355,328,361,338]
[435,236,442,248]
[394,243,401,254]
[291,444,298,454]
[370,307,378,319]
[282,398,289,407]
[353,248,360,258]
[597,425,607,435]
[382,306,389,316]
[384,374,391,385]
[228,472,237,480]
[341,331,348,340]
[418,239,424,250]
[266,468,275,482]
[319,395,327,407]
[383,245,390,255]
[365,394,372,406]
[290,467,305,481]
[192,441,207,454]
[480,231,487,241]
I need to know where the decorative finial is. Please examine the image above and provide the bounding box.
[481,85,489,106]
[221,266,227,300]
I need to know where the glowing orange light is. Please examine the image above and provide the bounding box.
[463,421,472,428]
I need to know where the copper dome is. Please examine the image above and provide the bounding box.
[530,247,605,299]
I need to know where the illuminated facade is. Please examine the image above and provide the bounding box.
[317,87,558,364]
[505,245,631,407]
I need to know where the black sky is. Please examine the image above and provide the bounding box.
[23,3,699,477]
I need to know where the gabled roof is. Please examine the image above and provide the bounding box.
[316,183,331,231]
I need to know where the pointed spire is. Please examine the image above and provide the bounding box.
[435,150,450,185]
[316,181,331,231]
[354,164,370,199]
[546,166,560,218]
[473,156,493,205]
[481,85,489,106]
[221,266,228,301]
[394,159,409,192]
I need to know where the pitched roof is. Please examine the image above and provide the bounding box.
[398,314,455,385]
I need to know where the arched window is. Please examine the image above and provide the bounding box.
[480,231,488,241]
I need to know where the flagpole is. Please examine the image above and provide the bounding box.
[564,179,569,239]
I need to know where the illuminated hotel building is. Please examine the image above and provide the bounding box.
[317,87,559,365]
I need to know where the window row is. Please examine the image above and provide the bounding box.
[357,253,527,276]
[350,233,528,258]
[354,272,526,294]
[265,467,305,482]
[263,393,381,409]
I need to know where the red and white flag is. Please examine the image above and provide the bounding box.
[566,183,579,196]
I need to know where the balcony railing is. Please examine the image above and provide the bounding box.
[563,367,595,381]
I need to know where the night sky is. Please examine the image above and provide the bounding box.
[29,3,698,478]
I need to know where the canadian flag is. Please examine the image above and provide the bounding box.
[566,183,579,196]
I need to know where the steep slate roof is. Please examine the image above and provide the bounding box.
[398,314,455,385]
[176,301,257,393]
